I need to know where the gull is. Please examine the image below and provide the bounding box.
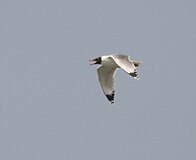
[89,54,142,104]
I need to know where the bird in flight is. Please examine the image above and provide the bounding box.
[89,54,142,104]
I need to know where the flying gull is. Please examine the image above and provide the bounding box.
[89,54,142,104]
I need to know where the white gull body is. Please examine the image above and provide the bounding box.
[89,54,142,103]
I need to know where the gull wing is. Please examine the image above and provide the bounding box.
[97,65,117,103]
[111,54,139,79]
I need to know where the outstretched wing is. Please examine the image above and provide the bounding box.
[111,54,139,79]
[97,66,117,103]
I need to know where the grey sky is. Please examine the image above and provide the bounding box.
[1,0,196,159]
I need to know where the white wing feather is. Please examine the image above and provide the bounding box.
[97,66,117,103]
[111,55,136,74]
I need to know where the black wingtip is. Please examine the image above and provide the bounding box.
[106,91,115,104]
[129,70,139,79]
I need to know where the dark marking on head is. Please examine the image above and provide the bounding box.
[93,57,102,64]
[89,57,102,65]
[106,91,115,104]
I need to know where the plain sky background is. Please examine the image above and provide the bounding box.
[0,0,196,160]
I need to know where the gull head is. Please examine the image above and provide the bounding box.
[89,57,102,65]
